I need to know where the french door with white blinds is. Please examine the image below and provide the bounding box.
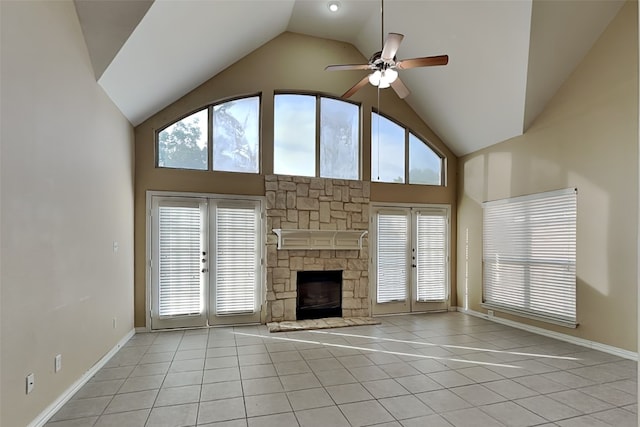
[150,195,263,329]
[371,205,450,315]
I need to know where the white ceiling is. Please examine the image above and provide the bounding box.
[76,0,625,156]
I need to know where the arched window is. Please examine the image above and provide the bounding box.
[157,109,208,170]
[156,95,260,173]
[212,96,260,173]
[371,111,443,185]
[155,93,445,185]
[273,93,360,179]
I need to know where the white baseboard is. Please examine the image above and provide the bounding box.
[458,307,638,361]
[28,329,136,427]
[135,326,149,333]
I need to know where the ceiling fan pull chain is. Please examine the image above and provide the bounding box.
[377,87,381,181]
[381,0,384,49]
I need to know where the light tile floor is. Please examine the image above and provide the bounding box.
[45,312,637,427]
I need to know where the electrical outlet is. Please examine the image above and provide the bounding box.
[112,317,117,329]
[487,309,494,317]
[55,354,62,373]
[26,373,34,394]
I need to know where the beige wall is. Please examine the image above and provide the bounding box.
[0,2,135,426]
[135,32,458,327]
[457,1,638,351]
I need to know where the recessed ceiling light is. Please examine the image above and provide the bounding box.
[328,1,340,12]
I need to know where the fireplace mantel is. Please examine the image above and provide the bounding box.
[272,229,368,250]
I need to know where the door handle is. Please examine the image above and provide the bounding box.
[202,268,208,273]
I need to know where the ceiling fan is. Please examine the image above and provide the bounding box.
[325,1,448,99]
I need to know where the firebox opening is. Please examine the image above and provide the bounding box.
[296,270,342,320]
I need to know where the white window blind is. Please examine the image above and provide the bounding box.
[376,213,409,303]
[214,203,260,315]
[416,212,447,301]
[483,188,577,326]
[158,205,204,317]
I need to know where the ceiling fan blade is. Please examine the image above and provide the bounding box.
[381,33,404,61]
[391,77,410,99]
[325,64,372,71]
[342,75,371,99]
[396,55,449,70]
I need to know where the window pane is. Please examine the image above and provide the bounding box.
[416,213,447,301]
[215,204,259,315]
[320,98,359,179]
[157,109,208,170]
[274,94,316,176]
[158,205,204,316]
[371,113,405,183]
[409,133,442,185]
[483,189,577,325]
[376,212,408,302]
[213,97,260,173]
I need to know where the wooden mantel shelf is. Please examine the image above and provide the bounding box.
[272,229,368,250]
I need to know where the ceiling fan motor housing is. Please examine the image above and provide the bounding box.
[369,51,395,71]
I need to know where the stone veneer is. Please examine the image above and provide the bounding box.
[265,175,370,322]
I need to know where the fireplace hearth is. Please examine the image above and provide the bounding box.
[297,270,342,320]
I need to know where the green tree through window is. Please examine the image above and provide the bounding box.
[157,109,207,170]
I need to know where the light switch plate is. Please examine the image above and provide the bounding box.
[26,373,34,394]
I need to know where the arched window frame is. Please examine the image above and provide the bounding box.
[154,92,447,185]
[371,109,445,186]
[156,107,209,171]
[155,93,262,174]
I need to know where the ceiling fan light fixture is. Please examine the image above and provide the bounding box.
[327,1,340,12]
[369,69,397,89]
[368,70,382,86]
[384,68,398,84]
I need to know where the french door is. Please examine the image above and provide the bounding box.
[371,205,449,315]
[150,194,263,330]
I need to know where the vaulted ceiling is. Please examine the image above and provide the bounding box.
[75,0,624,156]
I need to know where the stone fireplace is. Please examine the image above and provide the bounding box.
[265,175,370,322]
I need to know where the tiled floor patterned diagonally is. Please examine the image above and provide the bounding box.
[45,312,637,427]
